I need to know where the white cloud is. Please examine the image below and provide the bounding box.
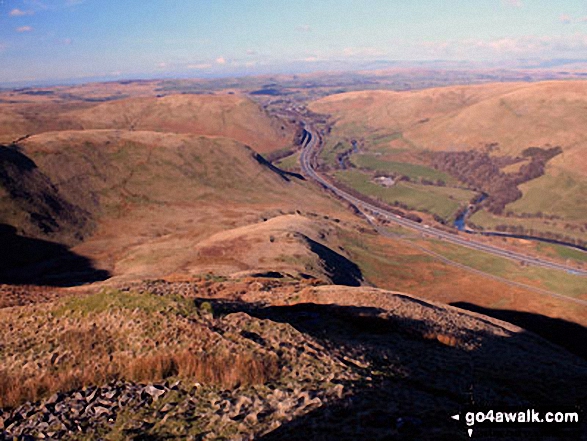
[215,57,226,64]
[415,34,587,59]
[9,8,34,16]
[246,49,257,56]
[502,0,523,8]
[187,63,212,70]
[157,62,167,68]
[296,24,312,32]
[16,26,33,33]
[304,56,319,62]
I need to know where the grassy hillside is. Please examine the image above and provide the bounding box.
[0,93,295,154]
[3,130,350,283]
[0,109,29,143]
[190,214,362,285]
[310,81,587,166]
[67,94,295,153]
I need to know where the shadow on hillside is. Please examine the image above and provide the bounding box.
[304,236,363,286]
[253,153,305,182]
[0,144,94,243]
[0,144,37,172]
[204,300,587,440]
[0,223,110,287]
[451,302,587,361]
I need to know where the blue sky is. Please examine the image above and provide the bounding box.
[1,0,586,85]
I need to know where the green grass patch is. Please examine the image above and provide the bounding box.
[469,209,586,242]
[319,140,352,167]
[55,289,197,317]
[367,132,403,148]
[351,154,456,184]
[428,240,586,298]
[365,131,421,151]
[275,151,301,171]
[535,242,587,264]
[334,169,474,220]
[507,172,587,221]
[339,229,435,284]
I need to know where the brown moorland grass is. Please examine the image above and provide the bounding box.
[336,226,587,329]
[0,350,279,409]
[5,130,353,282]
[0,284,65,309]
[309,81,587,177]
[0,92,295,152]
[310,81,587,167]
[190,214,350,280]
[65,93,295,153]
[0,289,280,409]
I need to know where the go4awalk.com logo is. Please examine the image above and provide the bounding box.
[451,406,583,438]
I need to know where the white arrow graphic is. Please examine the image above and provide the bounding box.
[468,428,473,437]
[451,414,460,421]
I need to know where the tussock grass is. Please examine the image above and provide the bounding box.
[0,289,280,409]
[0,350,279,408]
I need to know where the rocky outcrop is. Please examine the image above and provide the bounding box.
[0,379,347,440]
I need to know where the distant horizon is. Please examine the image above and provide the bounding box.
[2,57,587,89]
[1,0,587,86]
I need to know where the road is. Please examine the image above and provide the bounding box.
[298,124,587,277]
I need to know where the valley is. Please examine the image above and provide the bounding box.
[306,81,587,259]
[0,73,585,440]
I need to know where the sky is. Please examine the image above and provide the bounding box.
[1,0,587,86]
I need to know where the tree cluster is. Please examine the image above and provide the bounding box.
[431,146,562,215]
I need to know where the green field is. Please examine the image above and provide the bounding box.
[427,240,587,299]
[535,242,587,264]
[365,132,404,150]
[351,154,456,184]
[334,169,475,220]
[339,228,436,285]
[469,209,586,243]
[507,172,587,221]
[275,151,301,171]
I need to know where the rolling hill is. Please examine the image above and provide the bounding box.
[0,93,296,154]
[310,81,587,174]
[0,129,351,284]
[191,214,362,285]
[65,93,295,154]
[310,81,587,240]
[0,78,585,440]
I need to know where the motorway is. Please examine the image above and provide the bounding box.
[298,125,587,277]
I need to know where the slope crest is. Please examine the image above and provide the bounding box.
[67,94,295,153]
